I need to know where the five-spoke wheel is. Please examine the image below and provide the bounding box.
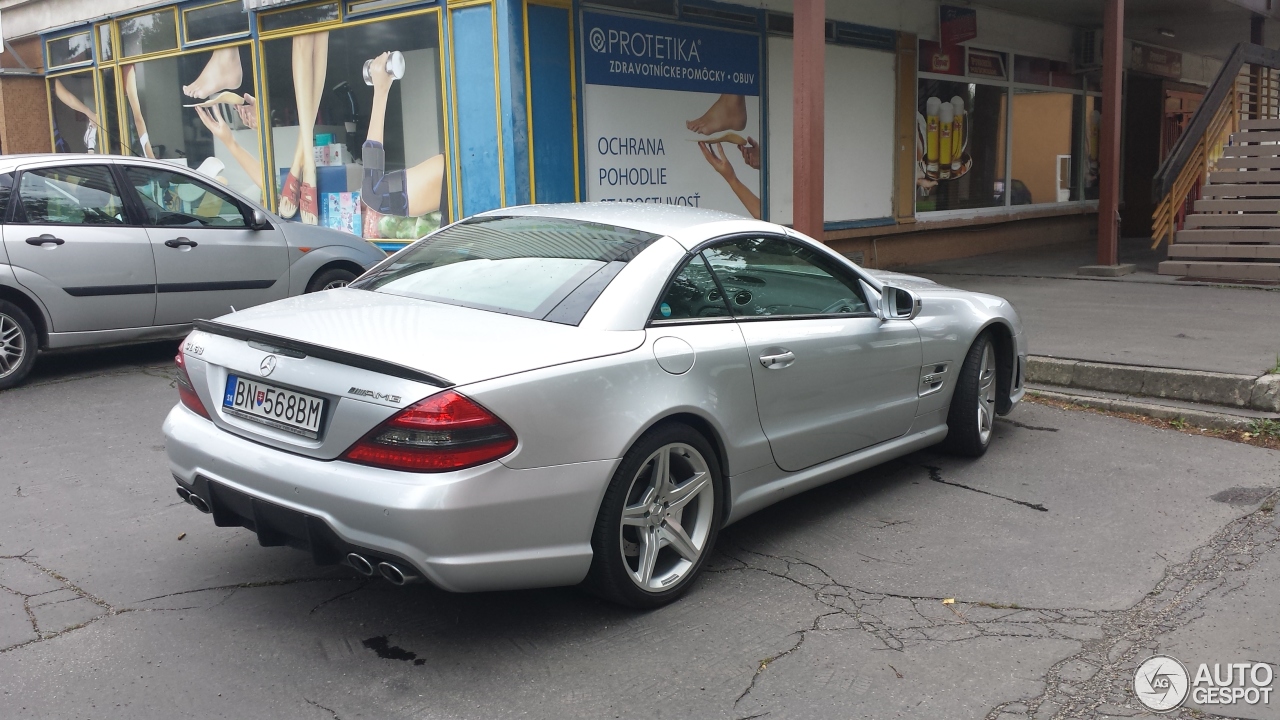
[587,423,722,608]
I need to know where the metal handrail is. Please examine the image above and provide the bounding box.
[1153,43,1280,202]
[1150,43,1280,248]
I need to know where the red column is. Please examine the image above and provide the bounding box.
[793,0,825,239]
[1097,0,1123,265]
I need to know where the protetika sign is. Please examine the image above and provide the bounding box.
[583,11,759,96]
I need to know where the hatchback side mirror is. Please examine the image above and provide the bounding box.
[250,209,271,230]
[879,285,922,321]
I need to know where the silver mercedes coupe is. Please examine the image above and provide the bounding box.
[163,203,1027,608]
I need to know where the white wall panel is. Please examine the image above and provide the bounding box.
[767,37,895,225]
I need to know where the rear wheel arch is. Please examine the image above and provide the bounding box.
[0,285,47,348]
[636,412,733,526]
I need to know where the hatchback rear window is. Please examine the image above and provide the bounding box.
[352,216,659,323]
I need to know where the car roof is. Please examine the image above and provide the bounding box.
[483,202,781,239]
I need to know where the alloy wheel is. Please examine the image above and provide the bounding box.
[0,312,27,380]
[321,279,350,291]
[618,442,715,592]
[977,342,996,445]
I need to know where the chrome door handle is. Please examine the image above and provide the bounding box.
[759,350,795,369]
[165,237,198,249]
[25,234,64,246]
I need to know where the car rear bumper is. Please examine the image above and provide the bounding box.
[163,405,615,592]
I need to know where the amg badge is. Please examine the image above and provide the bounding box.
[348,387,402,403]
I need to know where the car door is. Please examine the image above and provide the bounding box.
[120,164,288,325]
[2,163,156,332]
[700,235,923,472]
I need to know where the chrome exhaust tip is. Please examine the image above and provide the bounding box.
[346,553,375,577]
[377,561,420,586]
[187,493,211,514]
[175,487,192,503]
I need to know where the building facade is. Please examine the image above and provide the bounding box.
[3,0,1264,262]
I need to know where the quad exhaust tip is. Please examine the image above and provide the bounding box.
[377,561,421,586]
[346,553,375,577]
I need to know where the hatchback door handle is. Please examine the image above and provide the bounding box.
[165,237,198,249]
[26,234,64,246]
[759,350,796,369]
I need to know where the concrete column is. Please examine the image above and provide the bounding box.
[1095,0,1124,267]
[792,0,825,239]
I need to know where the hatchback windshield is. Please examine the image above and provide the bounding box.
[352,216,659,322]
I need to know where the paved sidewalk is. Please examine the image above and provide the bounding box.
[899,239,1280,377]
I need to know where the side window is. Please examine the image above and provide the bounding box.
[0,173,12,220]
[651,254,731,322]
[123,167,247,228]
[16,166,126,225]
[701,236,871,318]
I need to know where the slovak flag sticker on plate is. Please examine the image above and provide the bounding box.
[256,390,266,406]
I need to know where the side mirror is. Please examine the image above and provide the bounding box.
[250,209,271,230]
[879,285,922,321]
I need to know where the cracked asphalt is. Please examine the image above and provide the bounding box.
[2,342,1278,720]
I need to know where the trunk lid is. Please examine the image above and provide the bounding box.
[182,288,644,458]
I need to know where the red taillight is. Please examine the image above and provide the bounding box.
[174,352,210,419]
[341,390,517,472]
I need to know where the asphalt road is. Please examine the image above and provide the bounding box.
[1,346,1278,720]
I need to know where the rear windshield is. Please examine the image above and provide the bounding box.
[351,215,659,323]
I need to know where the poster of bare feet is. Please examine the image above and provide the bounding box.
[582,12,762,219]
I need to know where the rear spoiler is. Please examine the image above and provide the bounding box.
[192,319,452,388]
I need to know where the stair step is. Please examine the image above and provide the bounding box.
[1175,228,1280,243]
[1167,243,1280,260]
[1195,198,1280,212]
[1215,156,1280,169]
[1239,118,1280,130]
[1231,130,1280,143]
[1208,170,1280,183]
[1185,214,1280,228]
[1221,146,1280,158]
[1158,260,1280,281]
[1201,184,1280,198]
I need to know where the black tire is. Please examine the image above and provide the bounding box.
[306,267,358,293]
[584,422,724,609]
[0,300,38,391]
[941,332,998,457]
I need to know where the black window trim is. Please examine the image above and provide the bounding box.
[8,162,143,228]
[647,232,878,327]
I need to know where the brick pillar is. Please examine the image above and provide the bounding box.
[793,0,825,239]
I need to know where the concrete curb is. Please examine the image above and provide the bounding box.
[1027,388,1257,431]
[1026,356,1280,412]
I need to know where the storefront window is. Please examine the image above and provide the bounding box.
[99,69,123,155]
[259,3,341,34]
[915,79,1007,213]
[47,32,94,69]
[261,12,448,239]
[119,10,179,58]
[185,1,252,44]
[49,72,99,154]
[1082,95,1101,201]
[97,24,114,63]
[1010,89,1079,205]
[119,44,264,203]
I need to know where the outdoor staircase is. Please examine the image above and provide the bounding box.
[1159,118,1280,283]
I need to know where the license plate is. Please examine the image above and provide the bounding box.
[222,374,325,439]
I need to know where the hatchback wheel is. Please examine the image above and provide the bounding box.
[0,301,37,391]
[306,268,358,293]
[942,332,998,457]
[586,423,722,608]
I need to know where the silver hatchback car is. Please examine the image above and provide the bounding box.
[0,154,387,389]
